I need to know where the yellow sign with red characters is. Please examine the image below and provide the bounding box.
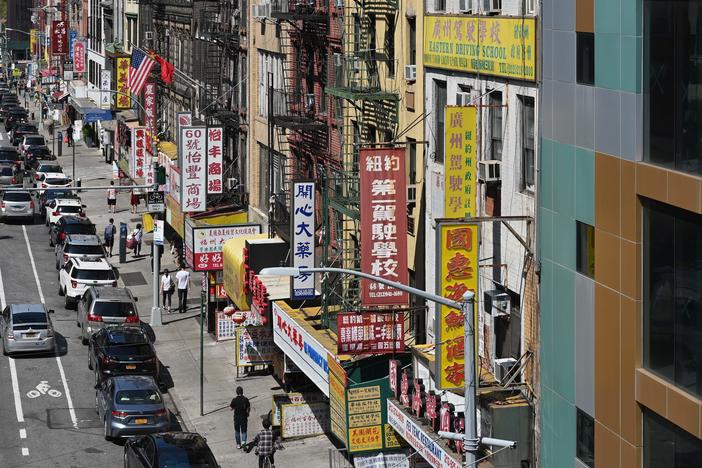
[444,106,477,218]
[348,425,383,452]
[424,15,537,81]
[435,222,479,390]
[115,57,131,109]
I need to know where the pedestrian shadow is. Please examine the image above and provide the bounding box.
[162,312,200,325]
[158,361,175,392]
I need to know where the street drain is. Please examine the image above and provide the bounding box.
[121,272,148,286]
[46,408,102,429]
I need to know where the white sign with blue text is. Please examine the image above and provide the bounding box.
[291,181,316,300]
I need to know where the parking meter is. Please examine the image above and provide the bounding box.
[119,222,128,264]
[57,131,63,157]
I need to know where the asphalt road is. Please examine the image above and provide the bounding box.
[0,124,130,467]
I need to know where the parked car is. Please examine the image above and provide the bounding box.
[38,188,78,217]
[37,172,71,193]
[89,327,156,384]
[11,123,38,146]
[0,146,22,168]
[20,135,47,156]
[56,233,104,270]
[0,103,20,121]
[1,304,55,356]
[0,165,21,186]
[24,146,54,164]
[78,287,139,345]
[96,375,170,440]
[124,432,219,468]
[31,161,63,182]
[50,216,95,246]
[0,190,34,223]
[45,198,85,226]
[5,110,28,132]
[58,257,116,308]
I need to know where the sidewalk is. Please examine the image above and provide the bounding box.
[31,99,336,467]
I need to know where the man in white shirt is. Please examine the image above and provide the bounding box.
[175,266,190,314]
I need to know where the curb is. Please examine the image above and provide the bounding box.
[165,385,197,433]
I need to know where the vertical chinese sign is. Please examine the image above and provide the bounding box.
[51,21,68,55]
[206,127,223,194]
[435,222,478,390]
[180,127,207,213]
[100,70,112,108]
[115,57,131,109]
[29,30,37,57]
[359,148,409,306]
[130,127,147,179]
[73,40,86,74]
[328,354,348,444]
[143,82,156,132]
[291,181,316,300]
[444,106,477,218]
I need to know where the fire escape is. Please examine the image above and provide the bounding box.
[268,0,332,242]
[322,0,399,318]
[196,0,245,207]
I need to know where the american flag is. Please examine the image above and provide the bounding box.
[128,48,155,95]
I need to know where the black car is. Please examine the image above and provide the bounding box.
[0,103,20,121]
[11,123,38,146]
[0,147,22,168]
[50,216,96,246]
[124,433,219,468]
[38,189,78,216]
[89,327,158,384]
[5,111,28,132]
[25,146,54,165]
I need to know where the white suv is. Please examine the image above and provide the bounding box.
[58,257,117,309]
[45,198,85,226]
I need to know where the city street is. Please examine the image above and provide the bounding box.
[0,118,181,466]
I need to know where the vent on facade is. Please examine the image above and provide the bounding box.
[407,184,417,204]
[456,91,471,106]
[403,64,416,82]
[482,0,501,13]
[334,53,343,67]
[484,290,511,315]
[478,160,501,183]
[459,0,474,13]
[494,358,518,384]
[145,31,153,40]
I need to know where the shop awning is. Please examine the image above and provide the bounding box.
[158,141,177,159]
[101,120,117,132]
[69,97,101,115]
[51,90,69,101]
[83,109,114,123]
[222,234,269,310]
[40,68,57,77]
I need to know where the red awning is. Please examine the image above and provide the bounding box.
[51,91,69,101]
[40,69,57,77]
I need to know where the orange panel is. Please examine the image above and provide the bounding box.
[595,285,621,433]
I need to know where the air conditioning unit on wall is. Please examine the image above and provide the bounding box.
[403,64,416,82]
[478,160,501,183]
[494,358,518,384]
[484,289,511,316]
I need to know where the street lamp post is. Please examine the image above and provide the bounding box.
[258,266,517,467]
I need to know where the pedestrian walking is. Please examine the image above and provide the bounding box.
[161,269,175,312]
[130,189,140,214]
[41,105,47,120]
[175,266,190,314]
[131,223,144,257]
[106,181,117,213]
[229,386,251,449]
[104,218,117,257]
[66,123,74,147]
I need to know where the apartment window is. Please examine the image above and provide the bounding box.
[258,145,283,209]
[644,409,702,467]
[576,222,595,278]
[408,18,416,66]
[434,80,446,163]
[645,0,702,174]
[520,95,535,192]
[489,91,503,161]
[644,199,702,398]
[258,51,283,118]
[576,32,595,85]
[386,20,395,77]
[433,0,446,11]
[576,409,595,468]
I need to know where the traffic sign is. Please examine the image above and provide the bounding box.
[146,191,165,212]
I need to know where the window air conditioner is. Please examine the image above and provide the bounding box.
[334,52,343,67]
[478,160,501,183]
[484,289,511,315]
[456,91,471,106]
[306,93,315,110]
[145,31,153,40]
[494,358,518,384]
[458,0,474,13]
[335,0,343,7]
[352,57,361,72]
[407,184,417,204]
[403,64,416,82]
